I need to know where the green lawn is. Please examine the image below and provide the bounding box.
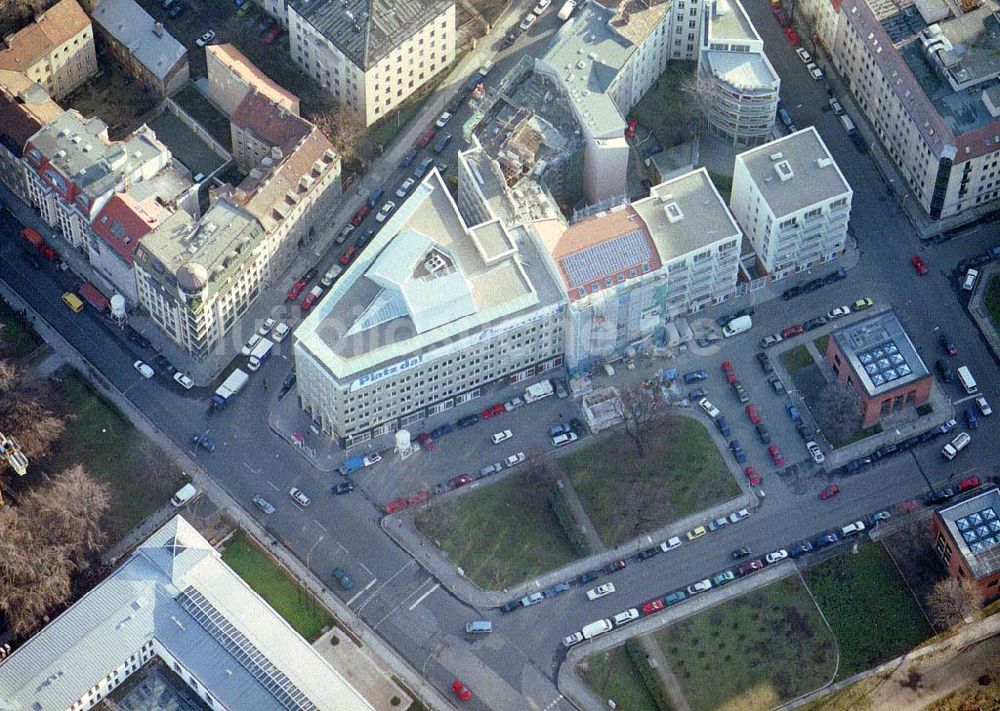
[813,334,830,355]
[780,344,815,373]
[564,416,738,547]
[658,577,837,711]
[985,275,1000,330]
[413,471,579,589]
[579,644,665,711]
[49,375,184,540]
[631,61,698,150]
[709,172,733,203]
[221,529,333,641]
[803,543,932,679]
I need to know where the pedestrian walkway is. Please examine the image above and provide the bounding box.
[554,474,606,554]
[635,636,693,711]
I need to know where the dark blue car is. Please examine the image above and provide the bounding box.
[716,416,732,437]
[683,369,709,384]
[191,434,215,452]
[965,405,978,430]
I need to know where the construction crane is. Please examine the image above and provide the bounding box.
[0,432,28,508]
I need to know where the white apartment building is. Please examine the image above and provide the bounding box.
[287,0,455,127]
[535,168,742,369]
[0,0,97,100]
[820,0,1000,220]
[0,516,375,711]
[698,0,780,146]
[731,127,852,279]
[134,198,271,358]
[294,170,566,447]
[537,0,672,203]
[22,111,172,251]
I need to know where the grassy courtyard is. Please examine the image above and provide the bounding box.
[631,61,698,150]
[803,543,933,679]
[579,643,665,711]
[0,305,42,359]
[658,577,837,711]
[221,529,333,641]
[564,416,739,547]
[413,471,578,589]
[49,374,184,540]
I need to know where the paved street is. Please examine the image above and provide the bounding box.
[3,0,1000,707]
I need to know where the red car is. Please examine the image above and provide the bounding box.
[416,432,435,450]
[641,599,665,616]
[738,559,765,575]
[385,498,409,514]
[768,445,784,466]
[339,245,359,266]
[301,289,321,311]
[785,27,801,45]
[351,205,369,225]
[417,129,436,147]
[287,279,307,300]
[958,476,980,492]
[781,324,804,338]
[746,405,761,425]
[448,474,472,489]
[603,559,627,574]
[911,255,928,275]
[721,360,737,384]
[452,681,472,702]
[820,484,840,500]
[482,402,504,418]
[407,490,429,505]
[744,466,762,486]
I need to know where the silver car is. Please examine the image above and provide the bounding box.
[252,495,275,514]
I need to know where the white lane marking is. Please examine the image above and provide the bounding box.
[346,578,378,606]
[356,560,416,613]
[313,519,328,532]
[543,694,564,711]
[407,583,440,610]
[266,480,279,491]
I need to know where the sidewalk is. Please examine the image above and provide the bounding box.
[0,273,454,711]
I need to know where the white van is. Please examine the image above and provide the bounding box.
[171,483,197,507]
[581,618,613,639]
[962,268,979,291]
[957,365,978,395]
[942,431,971,460]
[464,620,493,634]
[271,322,290,342]
[839,114,857,135]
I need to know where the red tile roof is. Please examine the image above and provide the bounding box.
[0,0,91,71]
[0,86,44,157]
[231,90,311,153]
[206,44,299,113]
[91,193,159,264]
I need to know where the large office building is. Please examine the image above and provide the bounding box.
[697,0,781,145]
[540,168,742,369]
[824,310,932,427]
[806,0,1000,220]
[0,0,97,100]
[933,486,1000,602]
[0,516,374,710]
[731,127,852,279]
[294,170,565,447]
[287,0,455,127]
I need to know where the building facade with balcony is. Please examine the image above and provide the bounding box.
[731,127,852,279]
[287,0,455,127]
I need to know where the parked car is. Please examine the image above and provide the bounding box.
[612,608,639,626]
[807,62,824,80]
[976,396,992,416]
[732,546,752,559]
[519,13,536,30]
[659,536,682,552]
[730,439,747,464]
[375,201,396,223]
[841,521,866,537]
[756,423,771,444]
[641,599,665,615]
[733,381,750,403]
[803,316,827,331]
[482,403,505,418]
[133,360,155,379]
[479,462,502,477]
[936,359,956,383]
[664,591,687,605]
[765,549,788,564]
[562,632,584,648]
[767,445,785,466]
[853,297,874,310]
[759,334,783,349]
[965,405,978,430]
[828,97,844,115]
[543,582,571,598]
[745,404,761,424]
[287,279,308,301]
[795,47,812,63]
[738,559,764,575]
[173,372,194,389]
[499,600,521,614]
[699,398,720,419]
[911,255,929,275]
[714,570,736,586]
[688,388,708,400]
[435,111,453,128]
[289,487,311,507]
[191,434,215,452]
[504,452,526,467]
[788,540,814,557]
[491,429,513,444]
[417,129,435,147]
[827,305,851,319]
[683,369,709,384]
[781,324,804,338]
[756,351,773,374]
[687,579,712,595]
[252,494,275,514]
[351,205,370,225]
[715,416,732,437]
[448,474,473,489]
[504,397,524,411]
[768,375,786,394]
[816,532,840,547]
[331,481,354,495]
[603,559,627,574]
[820,484,840,500]
[686,526,707,541]
[452,681,472,702]
[521,591,544,607]
[729,509,750,523]
[939,332,957,356]
[552,432,578,447]
[958,476,980,492]
[721,360,737,384]
[195,29,216,47]
[744,466,762,486]
[456,414,480,428]
[339,245,359,266]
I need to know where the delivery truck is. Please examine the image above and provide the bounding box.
[557,0,577,19]
[722,314,752,338]
[211,368,249,408]
[247,338,274,372]
[337,456,365,476]
[523,379,554,403]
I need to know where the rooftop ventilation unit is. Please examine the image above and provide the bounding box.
[664,201,684,223]
[817,157,834,168]
[774,160,794,181]
[769,152,783,161]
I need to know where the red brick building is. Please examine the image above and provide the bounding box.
[824,311,932,427]
[933,487,1000,602]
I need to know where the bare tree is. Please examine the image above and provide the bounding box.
[612,384,668,458]
[0,397,65,460]
[0,360,19,394]
[305,103,373,161]
[812,381,862,445]
[22,465,110,564]
[926,578,982,630]
[680,70,719,134]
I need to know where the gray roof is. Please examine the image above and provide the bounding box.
[708,0,760,42]
[27,110,171,204]
[735,127,851,218]
[290,0,453,69]
[830,310,929,397]
[938,486,1000,579]
[91,0,187,82]
[0,517,373,711]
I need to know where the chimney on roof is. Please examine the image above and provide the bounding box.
[153,22,164,37]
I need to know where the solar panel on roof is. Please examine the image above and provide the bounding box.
[560,228,652,288]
